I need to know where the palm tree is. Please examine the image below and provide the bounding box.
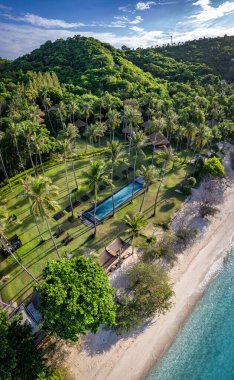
[0,204,38,282]
[153,166,166,217]
[19,121,37,175]
[21,176,43,239]
[130,131,148,199]
[124,213,147,255]
[81,102,93,152]
[57,139,74,218]
[138,165,158,212]
[0,132,12,190]
[84,160,110,236]
[59,123,79,189]
[106,109,121,140]
[106,141,126,215]
[7,123,25,171]
[157,147,176,173]
[22,175,61,258]
[123,106,143,155]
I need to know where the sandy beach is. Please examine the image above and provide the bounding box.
[65,157,234,380]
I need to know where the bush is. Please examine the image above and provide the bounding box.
[203,157,225,177]
[199,204,218,218]
[187,176,197,187]
[181,185,192,195]
[175,225,198,247]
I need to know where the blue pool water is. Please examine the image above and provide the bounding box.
[85,181,143,221]
[148,246,234,380]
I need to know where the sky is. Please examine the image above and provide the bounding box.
[0,0,233,59]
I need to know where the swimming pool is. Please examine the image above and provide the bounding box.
[82,180,144,225]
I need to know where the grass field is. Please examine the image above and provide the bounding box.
[0,139,187,304]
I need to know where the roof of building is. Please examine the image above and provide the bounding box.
[99,237,130,271]
[149,132,169,146]
[74,119,87,128]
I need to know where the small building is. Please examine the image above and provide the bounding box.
[74,119,87,129]
[99,237,130,273]
[148,132,170,148]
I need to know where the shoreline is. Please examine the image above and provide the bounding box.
[66,167,234,380]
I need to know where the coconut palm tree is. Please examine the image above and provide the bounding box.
[0,204,38,282]
[84,160,110,236]
[157,147,176,173]
[0,132,12,190]
[130,131,148,199]
[22,175,61,258]
[81,101,93,152]
[106,141,126,215]
[153,165,166,217]
[19,121,37,175]
[7,123,25,171]
[106,109,121,140]
[123,106,143,155]
[59,123,79,189]
[138,165,158,213]
[124,213,147,255]
[57,139,74,218]
[21,176,43,239]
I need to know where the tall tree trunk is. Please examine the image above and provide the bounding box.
[131,151,138,200]
[27,140,36,175]
[0,149,12,191]
[153,180,163,217]
[85,117,88,152]
[94,188,97,236]
[44,217,60,259]
[0,235,38,283]
[139,186,147,213]
[15,137,25,171]
[38,150,45,176]
[111,163,115,216]
[64,157,74,218]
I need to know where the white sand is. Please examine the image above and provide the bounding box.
[65,159,234,380]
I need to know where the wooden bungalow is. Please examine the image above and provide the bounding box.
[99,237,130,273]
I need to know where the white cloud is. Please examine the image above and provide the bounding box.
[118,5,133,13]
[2,12,85,28]
[136,1,156,10]
[191,0,234,22]
[0,3,12,10]
[111,15,143,27]
[129,26,144,32]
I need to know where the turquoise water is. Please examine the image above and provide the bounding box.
[148,247,234,380]
[85,181,143,221]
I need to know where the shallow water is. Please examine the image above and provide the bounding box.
[148,247,234,380]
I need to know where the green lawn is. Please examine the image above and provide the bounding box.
[0,140,187,304]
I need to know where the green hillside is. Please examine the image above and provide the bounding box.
[153,35,234,81]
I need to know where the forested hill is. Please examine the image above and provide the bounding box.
[151,36,234,81]
[0,36,164,98]
[122,46,214,83]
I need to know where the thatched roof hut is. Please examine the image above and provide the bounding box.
[74,119,86,128]
[99,237,130,272]
[149,132,169,147]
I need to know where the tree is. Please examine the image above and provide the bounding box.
[7,122,26,171]
[36,257,116,341]
[0,131,12,190]
[127,262,174,318]
[124,213,147,254]
[59,123,79,190]
[0,204,38,282]
[106,141,126,215]
[0,309,44,379]
[203,157,225,177]
[84,160,110,235]
[130,131,148,199]
[106,109,121,140]
[22,175,61,258]
[138,164,158,212]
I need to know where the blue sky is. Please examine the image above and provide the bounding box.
[0,0,233,59]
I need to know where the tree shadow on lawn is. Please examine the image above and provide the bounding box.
[83,319,155,356]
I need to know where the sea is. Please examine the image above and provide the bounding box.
[147,246,234,380]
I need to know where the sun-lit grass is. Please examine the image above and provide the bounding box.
[0,139,187,304]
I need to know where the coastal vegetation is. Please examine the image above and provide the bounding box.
[0,34,233,375]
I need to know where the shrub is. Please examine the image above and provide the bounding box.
[203,157,225,177]
[181,185,192,195]
[175,225,198,247]
[187,176,197,187]
[199,204,218,218]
